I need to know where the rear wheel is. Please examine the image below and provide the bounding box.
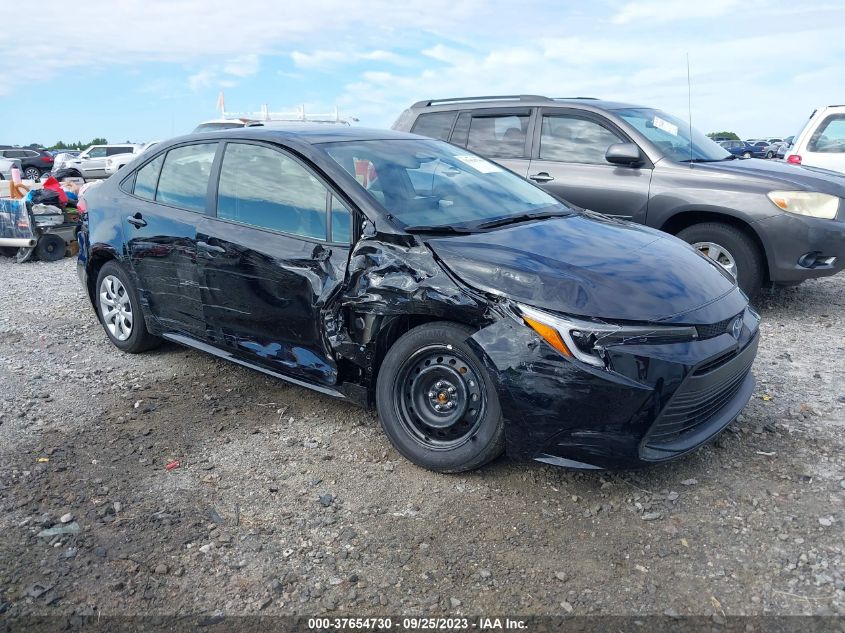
[35,234,66,262]
[23,167,41,181]
[376,322,504,473]
[742,151,752,158]
[95,260,160,353]
[676,222,763,297]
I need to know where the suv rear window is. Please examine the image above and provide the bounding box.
[410,112,456,141]
[466,114,529,158]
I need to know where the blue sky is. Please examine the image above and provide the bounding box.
[1,0,843,147]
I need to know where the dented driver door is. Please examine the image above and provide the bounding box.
[197,141,352,387]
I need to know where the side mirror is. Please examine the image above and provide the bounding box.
[605,143,643,166]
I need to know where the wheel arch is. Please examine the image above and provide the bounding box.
[660,210,770,283]
[85,247,120,305]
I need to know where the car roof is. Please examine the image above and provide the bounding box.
[174,126,421,145]
[407,95,647,112]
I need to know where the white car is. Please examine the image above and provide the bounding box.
[62,144,143,180]
[104,141,161,176]
[785,105,845,173]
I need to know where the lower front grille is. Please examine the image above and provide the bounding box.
[645,335,758,449]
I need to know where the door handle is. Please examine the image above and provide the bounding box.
[127,213,147,228]
[529,172,554,183]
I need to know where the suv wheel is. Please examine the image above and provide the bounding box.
[376,322,504,473]
[23,167,41,181]
[95,261,160,353]
[676,222,763,297]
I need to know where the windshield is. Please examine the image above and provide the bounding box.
[321,139,567,229]
[615,108,732,162]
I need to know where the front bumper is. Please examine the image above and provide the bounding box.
[469,309,759,470]
[753,212,845,283]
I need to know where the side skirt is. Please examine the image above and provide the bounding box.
[162,333,346,399]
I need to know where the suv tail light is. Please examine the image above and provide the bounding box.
[787,154,802,165]
[41,155,52,162]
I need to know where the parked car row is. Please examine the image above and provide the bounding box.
[71,96,845,476]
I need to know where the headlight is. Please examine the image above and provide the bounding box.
[517,304,698,368]
[767,191,839,220]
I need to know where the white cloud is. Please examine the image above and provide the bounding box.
[612,0,743,25]
[290,49,405,69]
[223,54,260,77]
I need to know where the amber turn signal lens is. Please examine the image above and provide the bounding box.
[523,316,572,358]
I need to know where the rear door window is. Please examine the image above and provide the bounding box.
[410,112,457,141]
[466,113,529,158]
[540,114,624,164]
[808,115,845,153]
[107,146,134,156]
[155,143,217,212]
[216,142,329,241]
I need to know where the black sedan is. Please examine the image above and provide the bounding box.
[77,127,759,472]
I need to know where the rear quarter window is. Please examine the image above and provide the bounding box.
[410,112,457,141]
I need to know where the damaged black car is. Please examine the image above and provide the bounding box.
[77,127,760,472]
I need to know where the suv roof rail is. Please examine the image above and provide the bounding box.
[411,95,553,108]
[553,96,600,100]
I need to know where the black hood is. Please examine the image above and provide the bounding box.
[427,214,741,323]
[691,158,845,197]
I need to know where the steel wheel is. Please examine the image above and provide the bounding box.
[393,346,487,450]
[692,241,738,279]
[99,274,134,341]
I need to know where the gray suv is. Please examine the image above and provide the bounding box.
[393,95,845,296]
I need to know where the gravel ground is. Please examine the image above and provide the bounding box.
[0,255,843,620]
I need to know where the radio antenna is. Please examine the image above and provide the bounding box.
[687,52,693,166]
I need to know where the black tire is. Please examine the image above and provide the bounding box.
[95,260,160,353]
[35,234,66,262]
[765,151,774,159]
[15,247,35,263]
[676,222,764,298]
[0,247,19,257]
[23,167,41,181]
[376,322,504,473]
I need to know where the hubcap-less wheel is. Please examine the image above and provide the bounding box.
[394,346,486,449]
[693,241,738,279]
[99,275,134,341]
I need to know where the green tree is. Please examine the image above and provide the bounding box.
[707,131,739,140]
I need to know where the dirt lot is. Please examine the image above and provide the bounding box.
[0,256,843,622]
